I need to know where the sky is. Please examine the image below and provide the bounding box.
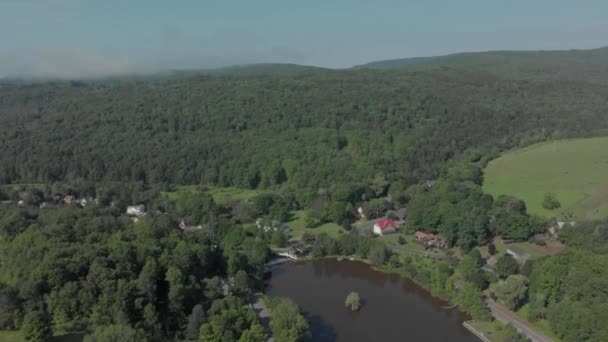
[1,0,607,78]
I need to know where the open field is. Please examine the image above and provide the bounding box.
[285,210,346,239]
[483,137,608,220]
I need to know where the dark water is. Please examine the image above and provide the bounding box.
[266,259,477,342]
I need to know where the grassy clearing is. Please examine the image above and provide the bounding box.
[483,137,608,220]
[381,233,426,251]
[285,210,346,239]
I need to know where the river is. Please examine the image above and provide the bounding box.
[266,258,477,342]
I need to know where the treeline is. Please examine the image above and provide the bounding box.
[2,66,608,205]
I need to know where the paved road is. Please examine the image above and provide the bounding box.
[250,293,275,342]
[487,300,553,342]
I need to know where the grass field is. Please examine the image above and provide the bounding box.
[285,210,346,239]
[483,137,608,220]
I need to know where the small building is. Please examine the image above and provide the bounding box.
[127,204,146,216]
[373,219,397,236]
[415,231,435,240]
[63,195,75,205]
[506,246,529,261]
[414,231,448,249]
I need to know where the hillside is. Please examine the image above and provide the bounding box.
[1,63,608,204]
[354,46,608,84]
[483,137,608,220]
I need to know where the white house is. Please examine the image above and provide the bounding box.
[127,204,146,216]
[373,219,397,236]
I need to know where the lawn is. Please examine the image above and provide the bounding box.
[285,210,346,239]
[381,233,426,251]
[483,137,608,220]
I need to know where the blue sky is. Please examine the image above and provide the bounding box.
[1,0,607,78]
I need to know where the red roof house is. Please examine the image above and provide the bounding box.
[373,219,397,235]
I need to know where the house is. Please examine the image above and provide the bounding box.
[415,231,435,240]
[126,204,146,216]
[506,246,529,261]
[549,221,576,237]
[414,231,448,249]
[373,219,397,236]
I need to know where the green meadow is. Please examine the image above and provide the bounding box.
[483,137,608,220]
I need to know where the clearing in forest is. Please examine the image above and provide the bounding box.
[483,137,608,220]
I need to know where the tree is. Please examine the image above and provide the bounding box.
[456,283,490,321]
[304,210,317,228]
[487,243,496,256]
[345,292,361,311]
[234,270,250,294]
[270,300,310,342]
[493,275,528,310]
[271,230,288,247]
[0,284,21,329]
[239,323,267,342]
[21,310,52,342]
[84,325,146,342]
[397,236,406,245]
[368,243,388,265]
[542,192,561,210]
[185,304,205,341]
[496,254,519,279]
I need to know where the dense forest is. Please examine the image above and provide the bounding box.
[2,47,608,341]
[2,61,608,205]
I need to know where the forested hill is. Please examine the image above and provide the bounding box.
[354,46,608,84]
[1,63,608,201]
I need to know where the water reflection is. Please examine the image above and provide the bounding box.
[266,259,476,342]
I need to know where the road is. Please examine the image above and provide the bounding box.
[250,293,275,342]
[487,300,553,342]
